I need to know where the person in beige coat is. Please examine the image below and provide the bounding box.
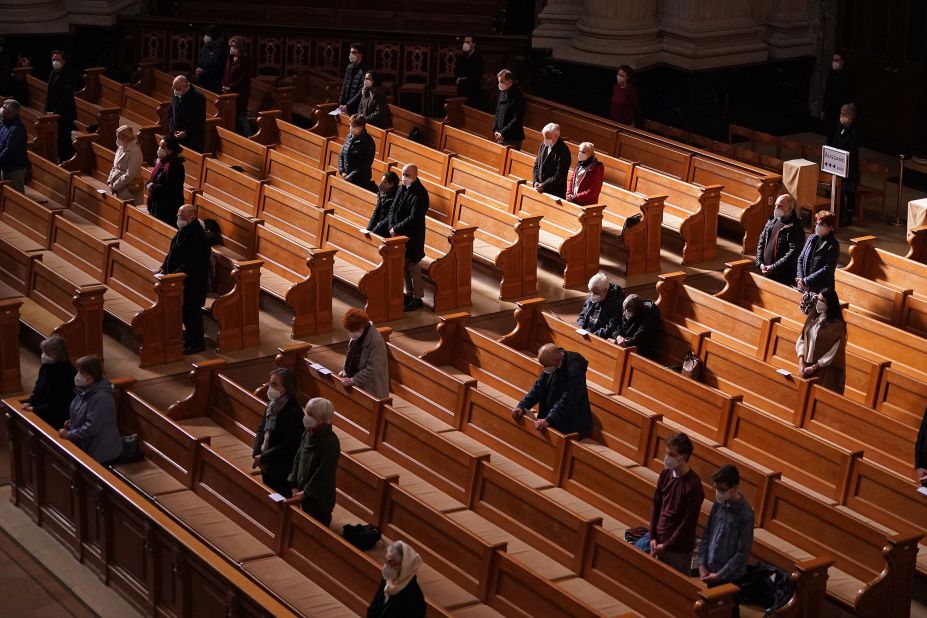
[339,308,389,398]
[796,287,847,394]
[106,125,143,200]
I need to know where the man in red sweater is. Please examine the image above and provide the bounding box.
[634,432,704,574]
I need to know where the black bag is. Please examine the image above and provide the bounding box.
[111,433,144,464]
[737,562,794,615]
[408,127,424,144]
[624,526,648,544]
[623,213,643,228]
[343,523,381,550]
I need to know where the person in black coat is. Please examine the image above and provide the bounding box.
[821,51,854,138]
[252,368,304,497]
[828,103,861,226]
[605,295,662,360]
[167,75,207,153]
[916,406,927,486]
[195,26,228,94]
[159,204,211,354]
[22,335,76,429]
[357,71,392,129]
[797,210,840,294]
[532,123,572,199]
[492,69,525,149]
[45,50,77,162]
[383,165,429,311]
[367,171,400,232]
[0,99,29,192]
[512,344,593,439]
[339,42,368,115]
[222,37,252,137]
[146,135,186,226]
[338,114,376,189]
[756,194,805,286]
[576,272,624,338]
[367,541,426,618]
[455,35,484,109]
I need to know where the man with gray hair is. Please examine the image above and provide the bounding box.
[576,272,624,337]
[0,99,28,192]
[289,397,341,525]
[755,194,804,285]
[532,122,571,199]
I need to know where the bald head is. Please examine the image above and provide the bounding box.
[178,204,196,223]
[537,343,563,370]
[774,194,795,216]
[172,75,189,95]
[401,164,418,186]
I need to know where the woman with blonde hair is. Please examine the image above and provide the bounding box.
[106,125,143,200]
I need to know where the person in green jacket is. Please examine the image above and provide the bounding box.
[288,397,341,526]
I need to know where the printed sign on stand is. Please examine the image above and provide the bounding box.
[821,146,849,178]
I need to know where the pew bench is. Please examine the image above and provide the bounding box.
[447,156,522,211]
[842,235,927,328]
[0,185,60,287]
[72,68,121,147]
[383,131,454,184]
[0,283,23,394]
[213,126,271,179]
[252,114,331,167]
[248,78,294,123]
[200,157,265,217]
[99,76,166,161]
[25,151,74,210]
[440,125,508,175]
[262,149,332,224]
[389,103,445,149]
[598,182,665,276]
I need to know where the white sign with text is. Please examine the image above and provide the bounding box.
[821,146,849,178]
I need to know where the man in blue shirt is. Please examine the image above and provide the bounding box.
[699,464,755,590]
[0,99,28,192]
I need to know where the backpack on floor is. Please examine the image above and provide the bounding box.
[738,562,794,615]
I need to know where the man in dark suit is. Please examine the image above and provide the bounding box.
[492,69,525,150]
[821,51,854,138]
[45,50,77,162]
[338,114,376,190]
[511,344,592,439]
[195,26,228,94]
[828,103,861,226]
[158,204,211,354]
[532,123,572,199]
[167,75,207,153]
[377,164,429,311]
[339,42,368,115]
[455,35,484,109]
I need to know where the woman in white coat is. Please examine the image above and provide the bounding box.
[339,308,389,398]
[107,125,143,200]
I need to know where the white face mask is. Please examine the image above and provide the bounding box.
[773,207,786,218]
[589,290,606,303]
[74,373,90,388]
[229,47,239,57]
[832,61,841,71]
[616,75,626,85]
[663,453,679,470]
[116,139,126,149]
[498,82,508,91]
[203,35,213,45]
[52,60,62,71]
[350,127,362,136]
[157,147,169,159]
[41,352,55,364]
[303,414,318,429]
[816,301,827,314]
[402,176,413,187]
[716,488,734,504]
[173,89,184,97]
[349,53,359,63]
[577,152,588,162]
[543,138,553,147]
[462,42,472,52]
[363,79,373,88]
[542,366,556,374]
[267,386,283,401]
[348,330,363,339]
[176,217,188,229]
[382,565,399,581]
[815,224,828,236]
[623,309,633,320]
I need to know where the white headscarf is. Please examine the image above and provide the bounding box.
[383,540,422,599]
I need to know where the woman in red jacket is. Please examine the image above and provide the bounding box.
[609,64,640,126]
[566,142,605,205]
[222,36,252,136]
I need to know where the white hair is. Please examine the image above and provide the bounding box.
[588,272,608,292]
[305,397,334,423]
[579,142,595,155]
[542,123,560,137]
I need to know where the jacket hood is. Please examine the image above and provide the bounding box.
[77,377,113,398]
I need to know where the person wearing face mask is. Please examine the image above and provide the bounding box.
[288,397,341,525]
[338,308,388,398]
[576,272,624,337]
[609,64,640,127]
[796,210,839,293]
[195,26,228,94]
[511,344,593,439]
[604,294,661,360]
[338,114,376,190]
[380,164,429,311]
[566,141,604,205]
[828,103,861,226]
[45,50,76,162]
[167,75,206,152]
[367,171,400,234]
[634,433,703,574]
[0,98,28,193]
[158,204,211,354]
[58,355,122,464]
[106,125,143,200]
[492,69,525,150]
[367,540,426,618]
[251,368,303,496]
[796,287,846,394]
[357,71,392,129]
[532,123,571,199]
[755,194,805,285]
[698,465,754,596]
[221,36,252,136]
[454,35,484,110]
[339,43,368,115]
[821,51,854,137]
[146,135,186,226]
[22,335,76,429]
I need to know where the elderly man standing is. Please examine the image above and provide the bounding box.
[756,194,804,285]
[167,75,207,152]
[577,272,624,338]
[158,205,211,354]
[289,397,341,526]
[511,343,592,439]
[0,99,28,192]
[532,123,572,199]
[379,164,430,312]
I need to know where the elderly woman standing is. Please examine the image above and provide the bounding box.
[106,125,143,200]
[367,540,426,618]
[22,335,76,429]
[339,308,389,398]
[59,355,122,464]
[796,287,847,394]
[252,368,303,496]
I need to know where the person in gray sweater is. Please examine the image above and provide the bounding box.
[339,308,389,398]
[59,355,122,464]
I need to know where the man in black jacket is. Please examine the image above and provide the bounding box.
[577,272,624,338]
[828,103,861,226]
[46,50,77,162]
[338,114,376,190]
[512,344,592,439]
[0,99,28,192]
[339,42,368,115]
[381,164,429,311]
[167,75,207,153]
[605,294,662,360]
[159,205,211,354]
[455,35,484,109]
[195,26,227,94]
[821,51,854,138]
[756,194,805,285]
[367,170,400,232]
[533,123,572,199]
[493,69,525,150]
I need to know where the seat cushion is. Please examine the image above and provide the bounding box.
[241,557,355,617]
[176,417,258,474]
[417,564,480,610]
[577,439,637,468]
[114,459,187,497]
[555,576,632,616]
[350,450,466,514]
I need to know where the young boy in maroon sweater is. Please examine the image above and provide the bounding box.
[634,432,704,574]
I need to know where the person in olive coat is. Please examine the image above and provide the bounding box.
[289,398,341,526]
[22,335,76,429]
[756,194,805,286]
[252,368,304,497]
[492,69,525,149]
[146,135,186,226]
[167,75,207,153]
[532,123,572,199]
[195,26,228,94]
[45,50,77,161]
[338,114,376,190]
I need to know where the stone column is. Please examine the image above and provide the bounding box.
[765,0,814,59]
[533,0,584,50]
[564,0,661,67]
[660,0,768,70]
[63,0,140,26]
[0,0,69,34]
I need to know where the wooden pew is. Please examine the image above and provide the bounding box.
[508,97,620,156]
[212,126,271,179]
[629,167,723,264]
[513,184,604,289]
[0,283,22,394]
[25,151,73,209]
[389,103,445,149]
[383,131,455,184]
[200,157,265,216]
[616,132,692,180]
[260,151,332,234]
[440,125,508,174]
[290,68,341,108]
[248,78,295,123]
[133,62,237,132]
[96,75,166,162]
[7,102,59,163]
[68,173,128,237]
[62,136,118,189]
[503,144,636,192]
[907,224,927,263]
[71,68,121,147]
[323,175,474,312]
[252,113,331,166]
[447,157,522,211]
